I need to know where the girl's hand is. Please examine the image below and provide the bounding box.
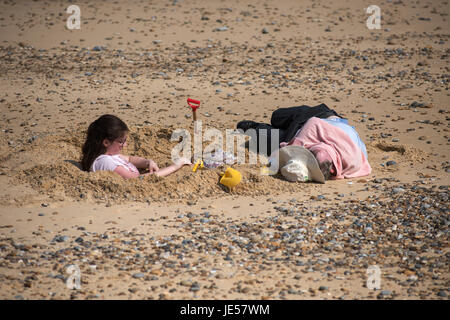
[174,157,192,167]
[147,159,159,173]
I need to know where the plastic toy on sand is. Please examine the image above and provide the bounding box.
[220,167,242,190]
[192,159,204,172]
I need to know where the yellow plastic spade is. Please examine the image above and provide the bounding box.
[220,167,242,189]
[192,159,204,172]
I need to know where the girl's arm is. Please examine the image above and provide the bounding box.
[114,165,140,179]
[145,158,191,177]
[120,154,159,172]
[153,163,184,177]
[115,157,191,178]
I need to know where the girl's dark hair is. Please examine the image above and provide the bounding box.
[319,160,333,181]
[81,114,129,171]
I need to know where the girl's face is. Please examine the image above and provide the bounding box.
[103,133,127,155]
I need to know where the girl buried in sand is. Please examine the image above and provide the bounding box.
[81,114,191,178]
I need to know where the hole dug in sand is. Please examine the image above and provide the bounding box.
[374,142,406,155]
[10,125,306,205]
[365,140,429,174]
[369,141,428,162]
[5,128,428,206]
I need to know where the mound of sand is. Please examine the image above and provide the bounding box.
[3,124,428,206]
[370,141,428,162]
[7,125,308,205]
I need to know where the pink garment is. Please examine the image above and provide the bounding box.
[91,154,139,174]
[281,117,371,179]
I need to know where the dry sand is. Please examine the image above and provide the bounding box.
[0,0,448,300]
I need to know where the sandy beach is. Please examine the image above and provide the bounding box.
[0,0,448,300]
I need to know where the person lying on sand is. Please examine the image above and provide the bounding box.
[81,114,191,179]
[237,104,371,181]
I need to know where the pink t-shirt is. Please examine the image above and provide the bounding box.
[90,154,139,173]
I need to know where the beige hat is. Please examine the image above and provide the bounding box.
[268,146,325,183]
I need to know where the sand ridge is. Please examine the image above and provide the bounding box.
[0,120,431,206]
[7,124,307,205]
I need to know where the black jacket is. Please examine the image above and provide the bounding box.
[271,103,340,143]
